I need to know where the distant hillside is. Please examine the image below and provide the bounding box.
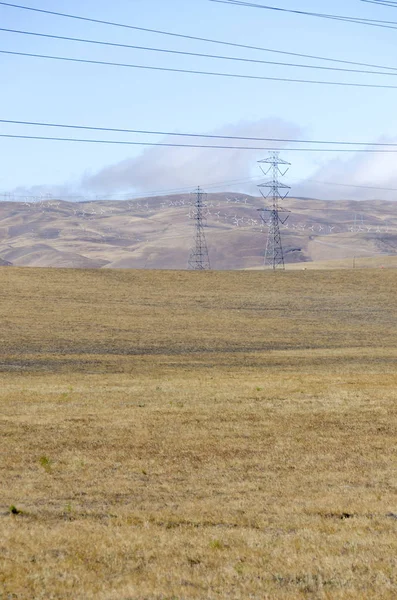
[0,194,396,269]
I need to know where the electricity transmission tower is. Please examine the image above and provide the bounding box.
[257,151,291,270]
[188,186,211,270]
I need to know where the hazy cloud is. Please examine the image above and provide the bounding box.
[80,118,304,195]
[6,124,397,203]
[295,139,397,201]
[9,182,78,200]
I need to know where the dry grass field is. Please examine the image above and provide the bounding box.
[1,267,397,599]
[286,255,397,270]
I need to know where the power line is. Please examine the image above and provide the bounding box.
[129,176,397,195]
[1,2,397,73]
[210,0,397,30]
[3,49,397,89]
[0,178,262,200]
[104,177,264,198]
[360,0,397,6]
[4,132,397,152]
[3,118,397,148]
[5,0,397,29]
[3,176,397,200]
[98,176,265,199]
[299,179,397,192]
[1,27,397,77]
[128,177,259,197]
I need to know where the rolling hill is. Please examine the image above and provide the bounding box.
[0,194,396,269]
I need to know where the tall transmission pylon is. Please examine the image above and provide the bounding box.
[188,186,211,270]
[257,151,291,270]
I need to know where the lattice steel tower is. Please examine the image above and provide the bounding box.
[188,186,211,270]
[257,152,291,270]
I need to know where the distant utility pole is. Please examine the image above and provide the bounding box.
[188,186,211,270]
[257,151,291,270]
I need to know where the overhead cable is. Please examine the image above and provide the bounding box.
[4,0,397,29]
[3,176,397,198]
[3,49,397,89]
[4,132,397,151]
[1,2,397,72]
[303,179,397,191]
[360,0,397,6]
[3,118,397,147]
[1,27,397,76]
[210,0,397,29]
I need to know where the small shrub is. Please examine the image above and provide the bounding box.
[39,456,52,472]
[9,505,22,515]
[63,503,73,520]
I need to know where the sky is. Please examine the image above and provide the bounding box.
[1,0,397,200]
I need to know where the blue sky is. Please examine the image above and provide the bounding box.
[1,0,397,199]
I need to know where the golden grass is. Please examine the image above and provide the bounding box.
[286,255,397,270]
[1,267,397,599]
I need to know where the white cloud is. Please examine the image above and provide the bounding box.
[7,124,397,203]
[80,117,304,195]
[295,139,397,201]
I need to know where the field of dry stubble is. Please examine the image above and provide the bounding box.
[1,267,397,599]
